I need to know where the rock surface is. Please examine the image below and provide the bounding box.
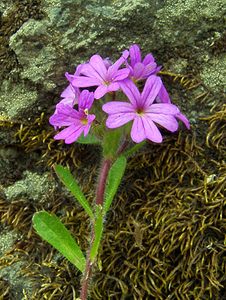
[0,0,225,121]
[4,171,56,202]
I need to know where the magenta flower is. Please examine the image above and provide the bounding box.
[102,76,180,143]
[69,50,130,99]
[53,64,84,113]
[49,90,95,144]
[126,44,161,81]
[57,83,80,107]
[157,83,190,129]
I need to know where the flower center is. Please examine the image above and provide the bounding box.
[81,118,88,125]
[136,108,144,116]
[103,80,110,86]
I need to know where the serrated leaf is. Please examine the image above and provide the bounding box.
[33,211,85,272]
[90,206,103,262]
[103,156,127,214]
[55,165,94,220]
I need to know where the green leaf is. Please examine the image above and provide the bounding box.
[33,211,86,272]
[103,156,127,214]
[55,165,94,220]
[90,206,103,262]
[77,133,100,144]
[122,141,146,158]
[102,128,122,158]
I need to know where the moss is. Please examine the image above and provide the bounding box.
[0,98,225,299]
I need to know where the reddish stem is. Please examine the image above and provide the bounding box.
[96,159,112,205]
[79,158,112,300]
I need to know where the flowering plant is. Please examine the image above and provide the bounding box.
[33,44,189,299]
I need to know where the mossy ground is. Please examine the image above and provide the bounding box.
[0,89,225,300]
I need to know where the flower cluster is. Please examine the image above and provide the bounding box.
[50,44,190,144]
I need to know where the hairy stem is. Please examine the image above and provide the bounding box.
[96,159,112,205]
[80,158,112,300]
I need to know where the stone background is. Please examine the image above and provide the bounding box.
[0,0,225,120]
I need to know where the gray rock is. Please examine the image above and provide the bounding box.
[0,261,35,299]
[0,230,19,256]
[154,0,225,48]
[2,0,225,120]
[4,171,56,202]
[0,80,38,119]
[200,54,226,93]
[0,0,13,15]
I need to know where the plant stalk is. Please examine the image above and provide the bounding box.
[79,158,112,300]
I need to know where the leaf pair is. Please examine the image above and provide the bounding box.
[33,156,127,273]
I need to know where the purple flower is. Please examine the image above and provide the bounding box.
[69,51,130,99]
[49,90,95,144]
[102,76,180,143]
[157,82,190,129]
[126,44,161,81]
[57,84,80,108]
[53,64,84,114]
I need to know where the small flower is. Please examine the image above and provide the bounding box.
[57,84,80,108]
[69,50,130,99]
[102,76,180,143]
[49,90,95,144]
[53,64,84,113]
[126,44,161,81]
[157,83,190,129]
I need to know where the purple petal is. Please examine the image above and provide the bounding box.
[94,85,108,99]
[61,84,76,99]
[78,90,94,110]
[131,116,163,143]
[129,44,142,67]
[104,58,112,68]
[74,63,85,76]
[106,113,135,129]
[108,82,120,92]
[133,62,145,80]
[102,101,134,114]
[65,72,75,84]
[60,85,79,106]
[142,63,158,78]
[120,79,141,107]
[142,116,163,143]
[89,55,107,80]
[107,50,129,79]
[147,114,178,132]
[112,68,130,81]
[55,97,76,111]
[157,83,171,103]
[83,114,96,136]
[54,124,84,144]
[143,53,155,65]
[49,105,81,127]
[176,112,190,129]
[141,75,162,107]
[145,103,180,115]
[72,76,101,88]
[130,117,146,143]
[79,63,103,82]
[125,63,134,76]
